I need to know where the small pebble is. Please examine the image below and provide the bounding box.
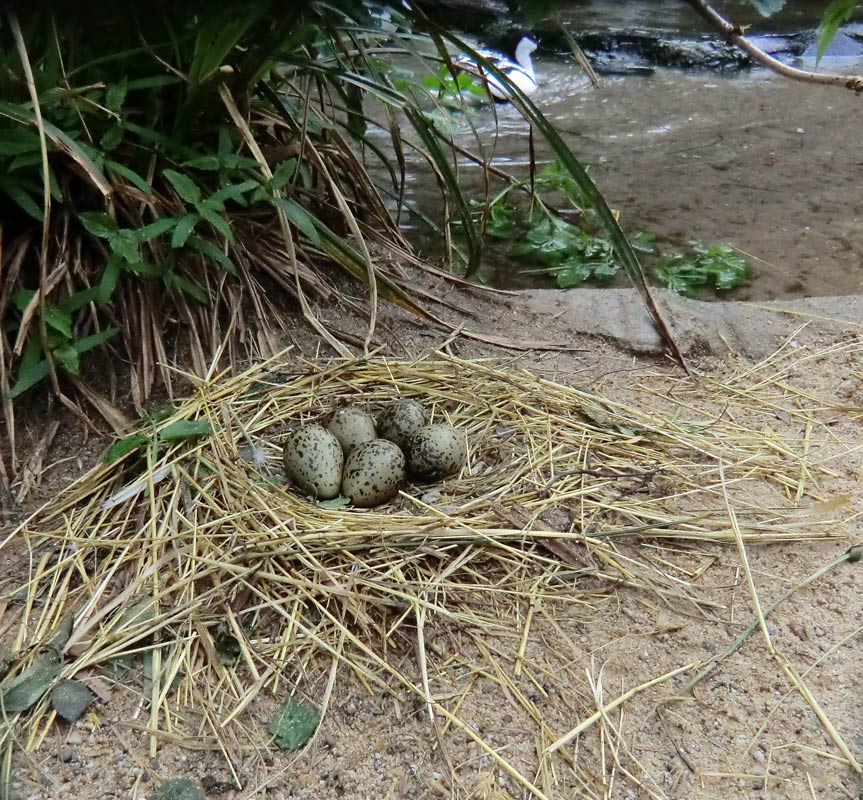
[59,746,77,763]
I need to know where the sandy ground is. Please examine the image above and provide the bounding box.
[4,33,863,800]
[2,280,862,800]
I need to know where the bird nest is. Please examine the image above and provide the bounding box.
[0,347,852,793]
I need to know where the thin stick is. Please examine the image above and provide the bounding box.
[544,661,696,755]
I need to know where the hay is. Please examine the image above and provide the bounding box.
[1,346,856,796]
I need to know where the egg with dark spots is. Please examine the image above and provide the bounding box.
[341,439,406,507]
[327,407,377,455]
[377,399,428,450]
[283,424,344,499]
[407,424,467,481]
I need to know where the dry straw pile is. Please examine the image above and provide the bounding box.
[1,344,855,796]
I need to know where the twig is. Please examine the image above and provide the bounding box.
[686,0,863,93]
[544,661,696,755]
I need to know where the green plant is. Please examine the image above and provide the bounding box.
[0,2,418,409]
[536,157,595,210]
[466,187,752,295]
[656,243,752,296]
[8,289,118,398]
[511,215,619,288]
[422,62,487,103]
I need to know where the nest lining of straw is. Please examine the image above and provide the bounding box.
[1,347,852,778]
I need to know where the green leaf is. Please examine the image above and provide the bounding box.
[7,151,43,172]
[269,159,297,190]
[19,335,43,373]
[486,202,516,239]
[72,326,118,354]
[135,217,177,243]
[217,127,232,161]
[100,124,124,151]
[10,359,51,398]
[196,203,234,242]
[182,155,221,171]
[104,434,150,464]
[423,74,444,91]
[186,236,237,275]
[109,229,141,263]
[44,306,73,340]
[58,288,100,313]
[159,419,213,441]
[105,160,152,195]
[591,260,619,282]
[53,344,80,375]
[272,198,321,246]
[163,169,202,205]
[79,211,118,239]
[98,255,123,305]
[171,213,199,248]
[269,697,319,750]
[125,75,184,91]
[555,261,591,289]
[209,180,260,205]
[0,649,60,713]
[11,289,35,313]
[220,153,260,170]
[0,128,41,156]
[105,77,128,112]
[165,272,210,305]
[0,176,44,220]
[123,260,166,277]
[0,101,110,194]
[629,230,657,254]
[51,679,92,722]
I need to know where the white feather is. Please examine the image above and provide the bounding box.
[454,37,538,101]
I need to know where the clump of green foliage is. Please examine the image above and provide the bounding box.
[1,2,390,407]
[1,1,496,419]
[464,159,752,294]
[422,62,488,103]
[0,0,672,437]
[655,243,752,296]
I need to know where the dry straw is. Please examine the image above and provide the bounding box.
[1,343,857,796]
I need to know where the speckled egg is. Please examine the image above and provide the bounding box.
[407,424,467,481]
[341,439,406,507]
[377,399,428,450]
[327,407,377,455]
[283,424,344,499]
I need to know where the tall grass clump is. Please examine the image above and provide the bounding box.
[0,0,681,492]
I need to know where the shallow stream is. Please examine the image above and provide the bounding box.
[376,3,863,300]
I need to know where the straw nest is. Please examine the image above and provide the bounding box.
[1,346,853,793]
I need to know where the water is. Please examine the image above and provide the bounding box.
[556,1,858,32]
[369,6,863,300]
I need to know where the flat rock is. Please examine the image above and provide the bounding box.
[520,288,863,358]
